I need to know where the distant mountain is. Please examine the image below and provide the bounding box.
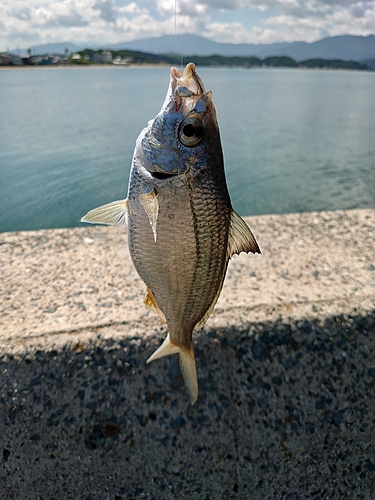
[362,58,375,69]
[15,34,375,62]
[11,42,81,55]
[107,34,375,62]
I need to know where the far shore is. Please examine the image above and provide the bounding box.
[1,63,372,72]
[0,63,170,70]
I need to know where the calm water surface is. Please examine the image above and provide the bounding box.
[0,66,374,232]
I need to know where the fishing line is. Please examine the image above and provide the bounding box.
[180,35,184,69]
[174,0,183,68]
[174,0,177,38]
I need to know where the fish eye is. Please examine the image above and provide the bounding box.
[178,117,204,147]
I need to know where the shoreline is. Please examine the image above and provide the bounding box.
[1,63,372,72]
[0,63,170,71]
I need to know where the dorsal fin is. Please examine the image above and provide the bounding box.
[228,209,261,258]
[81,199,129,226]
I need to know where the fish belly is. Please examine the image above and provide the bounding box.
[127,171,231,349]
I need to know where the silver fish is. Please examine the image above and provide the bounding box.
[81,63,260,403]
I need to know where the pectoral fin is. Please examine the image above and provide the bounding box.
[139,189,159,241]
[81,199,129,226]
[228,210,261,258]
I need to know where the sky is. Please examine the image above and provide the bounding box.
[1,0,375,51]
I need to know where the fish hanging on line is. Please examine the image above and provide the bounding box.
[81,63,260,404]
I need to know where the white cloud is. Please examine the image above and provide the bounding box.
[52,11,89,27]
[0,0,374,50]
[205,21,254,42]
[117,3,143,15]
[262,2,375,41]
[152,0,208,17]
[93,0,117,24]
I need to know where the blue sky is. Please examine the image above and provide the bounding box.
[1,0,375,50]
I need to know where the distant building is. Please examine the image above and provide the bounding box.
[20,54,33,65]
[91,51,112,64]
[39,54,59,65]
[8,53,22,65]
[0,53,10,65]
[113,56,132,66]
[100,51,112,63]
[30,54,68,65]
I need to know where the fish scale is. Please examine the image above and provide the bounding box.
[130,178,200,339]
[81,62,260,403]
[183,173,230,319]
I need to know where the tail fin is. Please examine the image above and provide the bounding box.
[178,345,198,405]
[147,334,198,404]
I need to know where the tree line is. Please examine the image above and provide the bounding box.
[75,49,371,71]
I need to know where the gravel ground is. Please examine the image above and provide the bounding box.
[1,208,374,499]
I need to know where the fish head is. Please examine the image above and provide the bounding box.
[135,63,222,179]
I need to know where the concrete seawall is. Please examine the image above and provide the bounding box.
[1,209,374,499]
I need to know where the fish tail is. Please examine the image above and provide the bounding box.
[147,334,198,404]
[178,345,198,405]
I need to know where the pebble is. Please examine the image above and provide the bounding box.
[171,416,186,429]
[331,410,343,426]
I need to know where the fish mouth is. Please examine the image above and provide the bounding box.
[150,171,176,180]
[170,63,205,96]
[170,63,207,114]
[141,63,215,179]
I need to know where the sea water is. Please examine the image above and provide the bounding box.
[0,66,374,232]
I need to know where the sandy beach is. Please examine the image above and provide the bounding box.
[1,208,374,499]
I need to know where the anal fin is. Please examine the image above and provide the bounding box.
[144,288,165,320]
